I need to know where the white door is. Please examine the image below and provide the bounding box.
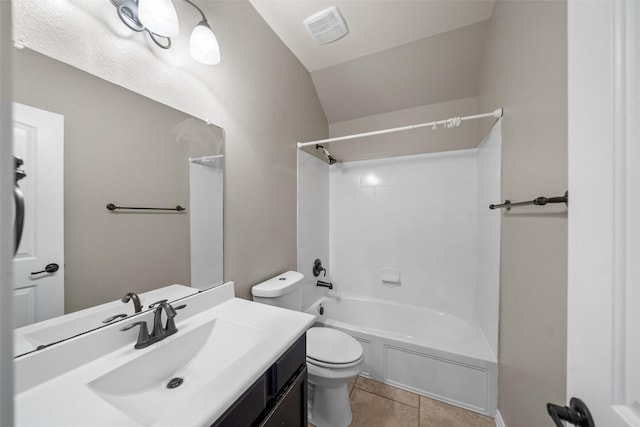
[12,103,64,328]
[566,1,639,426]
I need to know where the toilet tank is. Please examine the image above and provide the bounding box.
[251,271,304,311]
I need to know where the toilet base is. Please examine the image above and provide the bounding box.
[308,381,352,427]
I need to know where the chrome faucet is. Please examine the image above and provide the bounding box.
[120,300,186,349]
[121,292,143,313]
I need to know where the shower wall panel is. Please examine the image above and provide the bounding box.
[329,150,479,320]
[297,150,331,309]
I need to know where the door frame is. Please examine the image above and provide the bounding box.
[0,1,14,426]
[12,102,65,327]
[568,0,639,425]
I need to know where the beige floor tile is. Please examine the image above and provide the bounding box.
[354,376,420,408]
[348,379,355,395]
[419,396,495,427]
[350,388,419,427]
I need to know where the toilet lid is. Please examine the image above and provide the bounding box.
[307,327,363,365]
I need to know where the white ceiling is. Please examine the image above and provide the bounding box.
[249,0,495,72]
[250,0,495,124]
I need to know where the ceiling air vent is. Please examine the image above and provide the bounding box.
[303,6,349,45]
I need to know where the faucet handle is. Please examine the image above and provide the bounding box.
[149,299,168,309]
[164,304,186,335]
[120,321,151,349]
[102,313,128,324]
[313,259,327,277]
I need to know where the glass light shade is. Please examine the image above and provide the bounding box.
[190,23,221,65]
[138,0,180,37]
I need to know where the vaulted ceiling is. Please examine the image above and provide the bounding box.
[250,0,495,124]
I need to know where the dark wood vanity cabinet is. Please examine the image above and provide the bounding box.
[211,334,307,427]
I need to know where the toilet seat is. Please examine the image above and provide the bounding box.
[306,327,363,369]
[307,355,363,369]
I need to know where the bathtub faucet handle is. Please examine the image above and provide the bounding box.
[313,259,327,277]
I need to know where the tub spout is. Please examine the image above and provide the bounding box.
[316,280,333,290]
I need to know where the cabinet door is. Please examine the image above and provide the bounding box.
[270,335,306,400]
[211,375,266,427]
[260,366,307,427]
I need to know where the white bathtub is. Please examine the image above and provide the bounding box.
[306,295,497,416]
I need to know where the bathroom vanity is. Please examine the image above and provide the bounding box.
[213,335,307,427]
[14,282,315,426]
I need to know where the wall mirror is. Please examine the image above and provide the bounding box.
[12,46,224,357]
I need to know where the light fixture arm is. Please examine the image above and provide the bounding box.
[181,0,208,23]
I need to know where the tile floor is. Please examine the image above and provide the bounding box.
[309,376,495,427]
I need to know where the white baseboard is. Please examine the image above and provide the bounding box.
[495,409,507,427]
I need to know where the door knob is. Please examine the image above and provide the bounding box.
[547,397,595,427]
[31,263,60,275]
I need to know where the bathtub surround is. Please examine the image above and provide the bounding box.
[329,125,500,338]
[475,121,502,357]
[298,121,501,415]
[477,1,568,427]
[297,150,331,310]
[330,150,479,318]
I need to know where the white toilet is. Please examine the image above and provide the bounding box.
[251,271,363,427]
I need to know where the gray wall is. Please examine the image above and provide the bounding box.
[13,48,223,313]
[214,2,327,299]
[477,1,568,426]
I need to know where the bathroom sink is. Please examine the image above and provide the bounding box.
[15,284,316,427]
[88,318,268,426]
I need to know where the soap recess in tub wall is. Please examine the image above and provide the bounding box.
[381,268,401,287]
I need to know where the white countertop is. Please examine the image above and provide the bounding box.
[15,282,315,427]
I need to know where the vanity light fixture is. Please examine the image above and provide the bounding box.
[109,0,221,65]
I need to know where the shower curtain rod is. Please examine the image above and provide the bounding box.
[296,108,503,148]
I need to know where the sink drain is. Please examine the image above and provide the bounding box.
[167,377,184,389]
